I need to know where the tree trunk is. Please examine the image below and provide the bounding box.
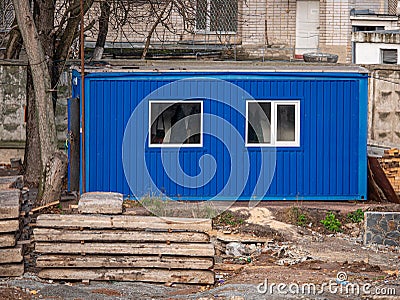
[13,0,67,206]
[92,1,111,60]
[23,69,41,186]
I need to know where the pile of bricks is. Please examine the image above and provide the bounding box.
[380,148,400,194]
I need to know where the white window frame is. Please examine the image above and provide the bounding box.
[195,0,238,34]
[148,100,203,148]
[246,100,300,147]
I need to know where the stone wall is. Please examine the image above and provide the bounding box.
[0,61,70,163]
[364,212,400,246]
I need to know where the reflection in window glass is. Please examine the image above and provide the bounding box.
[277,104,295,142]
[247,102,271,144]
[150,102,202,145]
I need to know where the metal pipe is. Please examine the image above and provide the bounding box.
[80,0,86,193]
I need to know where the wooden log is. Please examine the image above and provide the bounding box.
[0,219,19,233]
[35,242,215,257]
[0,262,24,277]
[35,214,212,232]
[33,228,210,243]
[38,268,215,284]
[0,190,20,219]
[0,234,16,247]
[0,247,23,263]
[36,255,213,269]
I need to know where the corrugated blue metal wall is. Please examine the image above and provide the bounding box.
[71,70,368,200]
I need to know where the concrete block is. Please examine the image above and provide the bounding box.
[78,192,123,214]
[0,262,24,277]
[0,175,23,190]
[0,189,21,219]
[0,247,23,263]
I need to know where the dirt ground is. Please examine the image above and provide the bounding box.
[0,183,399,299]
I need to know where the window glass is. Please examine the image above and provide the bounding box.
[381,49,397,64]
[277,104,296,142]
[247,102,271,144]
[150,102,202,146]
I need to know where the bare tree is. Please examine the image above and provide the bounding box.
[92,1,111,60]
[12,0,94,206]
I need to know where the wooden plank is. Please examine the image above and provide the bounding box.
[369,157,400,203]
[35,242,215,257]
[0,234,16,247]
[30,201,60,214]
[0,219,19,233]
[0,247,23,264]
[0,190,20,219]
[38,268,215,284]
[36,255,213,269]
[33,228,210,243]
[35,214,212,232]
[0,262,24,277]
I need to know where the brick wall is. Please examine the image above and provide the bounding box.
[319,0,352,63]
[265,0,296,48]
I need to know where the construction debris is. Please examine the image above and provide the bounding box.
[272,245,314,266]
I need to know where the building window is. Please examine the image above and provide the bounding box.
[381,49,398,64]
[149,101,203,147]
[246,101,300,147]
[196,0,238,33]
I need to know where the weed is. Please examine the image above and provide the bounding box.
[320,212,342,232]
[347,209,364,223]
[297,214,308,227]
[215,211,245,227]
[288,206,308,227]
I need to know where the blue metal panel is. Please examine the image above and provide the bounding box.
[71,70,368,200]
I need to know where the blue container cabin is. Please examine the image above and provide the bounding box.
[71,64,368,201]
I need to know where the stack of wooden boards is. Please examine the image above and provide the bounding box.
[34,214,215,284]
[380,148,400,194]
[0,187,24,277]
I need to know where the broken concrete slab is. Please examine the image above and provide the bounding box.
[0,219,19,233]
[0,247,23,263]
[0,262,24,277]
[78,192,123,214]
[0,175,23,190]
[0,234,16,247]
[0,189,20,219]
